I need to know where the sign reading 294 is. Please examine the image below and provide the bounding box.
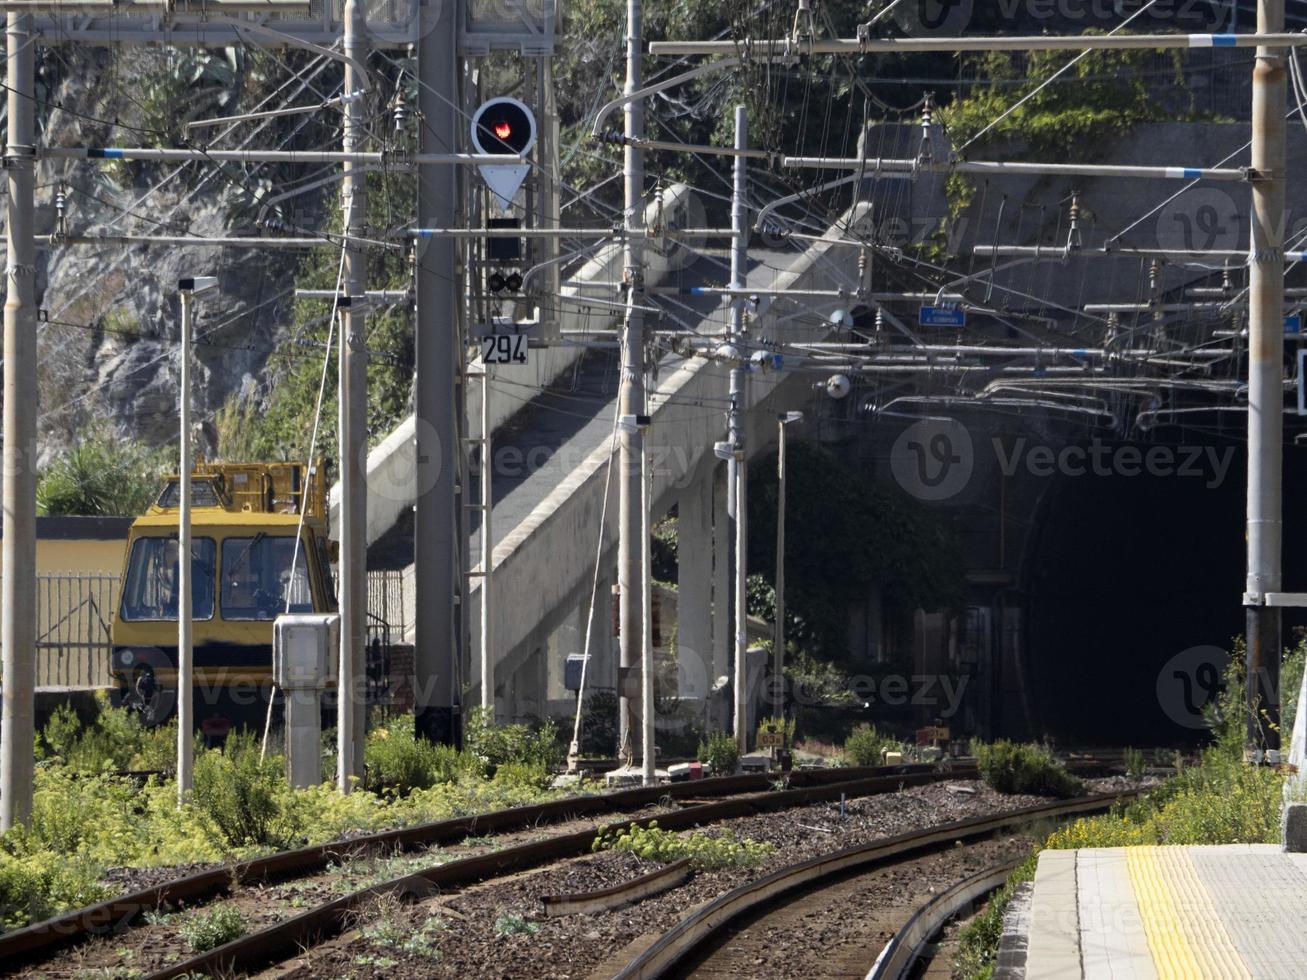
[480,334,529,366]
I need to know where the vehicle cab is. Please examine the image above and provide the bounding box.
[111,461,336,727]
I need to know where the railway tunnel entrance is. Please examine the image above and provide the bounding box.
[1021,437,1307,747]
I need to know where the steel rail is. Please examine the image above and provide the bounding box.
[612,790,1138,980]
[543,857,693,917]
[141,768,976,980]
[867,860,1020,980]
[0,763,955,970]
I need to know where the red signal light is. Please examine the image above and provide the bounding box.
[493,120,513,140]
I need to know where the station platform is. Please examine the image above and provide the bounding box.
[1020,844,1307,979]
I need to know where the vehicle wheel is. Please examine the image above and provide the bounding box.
[130,665,175,727]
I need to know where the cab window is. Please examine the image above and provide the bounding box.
[156,478,222,509]
[119,537,216,622]
[221,535,313,620]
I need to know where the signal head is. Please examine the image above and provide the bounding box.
[471,98,537,157]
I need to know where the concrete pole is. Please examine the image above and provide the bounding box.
[617,0,647,764]
[773,417,787,723]
[1,11,36,831]
[415,0,463,747]
[676,472,713,714]
[711,470,730,696]
[285,685,322,788]
[729,105,749,758]
[480,367,492,712]
[1245,0,1286,763]
[177,291,194,802]
[641,447,655,784]
[337,0,368,790]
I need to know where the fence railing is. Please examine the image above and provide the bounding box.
[37,574,118,689]
[34,569,412,691]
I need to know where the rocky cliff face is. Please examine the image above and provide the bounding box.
[22,46,325,465]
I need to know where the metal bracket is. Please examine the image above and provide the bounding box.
[1262,593,1307,607]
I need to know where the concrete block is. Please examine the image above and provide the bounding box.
[1283,802,1307,852]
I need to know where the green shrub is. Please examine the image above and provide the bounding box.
[37,427,168,517]
[36,697,178,774]
[464,707,562,774]
[493,913,540,936]
[973,741,1083,799]
[0,847,107,931]
[365,725,474,795]
[593,820,774,870]
[697,731,739,775]
[1123,747,1146,780]
[191,732,294,850]
[490,761,556,793]
[180,904,246,952]
[954,854,1037,980]
[843,724,900,767]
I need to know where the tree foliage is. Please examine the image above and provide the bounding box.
[747,441,966,658]
[37,426,169,517]
[221,169,417,465]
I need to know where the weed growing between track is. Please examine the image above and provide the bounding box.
[0,702,567,932]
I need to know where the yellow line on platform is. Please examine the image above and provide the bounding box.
[1125,846,1250,980]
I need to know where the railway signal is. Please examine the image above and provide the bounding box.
[470,97,537,208]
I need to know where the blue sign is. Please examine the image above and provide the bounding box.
[919,306,966,328]
[1287,314,1302,336]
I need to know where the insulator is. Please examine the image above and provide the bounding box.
[393,91,410,135]
[652,185,665,236]
[917,93,935,166]
[1065,192,1083,252]
[54,182,67,236]
[599,130,625,146]
[1221,266,1234,297]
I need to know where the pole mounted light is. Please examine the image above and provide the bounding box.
[773,410,803,724]
[176,274,219,805]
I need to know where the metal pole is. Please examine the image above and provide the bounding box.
[1245,0,1286,763]
[480,367,492,712]
[414,0,462,746]
[43,147,505,164]
[648,32,1307,57]
[617,0,646,766]
[773,418,786,724]
[337,0,368,790]
[779,156,1246,181]
[536,56,561,345]
[1,11,36,831]
[729,105,749,758]
[177,291,194,803]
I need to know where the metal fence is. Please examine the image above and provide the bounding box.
[37,574,118,689]
[365,569,409,645]
[34,569,412,691]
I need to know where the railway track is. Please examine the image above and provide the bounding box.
[1,761,976,978]
[612,790,1139,980]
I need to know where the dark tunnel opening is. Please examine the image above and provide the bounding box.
[1022,437,1307,748]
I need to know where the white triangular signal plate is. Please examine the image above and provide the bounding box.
[479,164,531,209]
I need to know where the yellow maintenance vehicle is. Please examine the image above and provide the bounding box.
[111,461,337,729]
